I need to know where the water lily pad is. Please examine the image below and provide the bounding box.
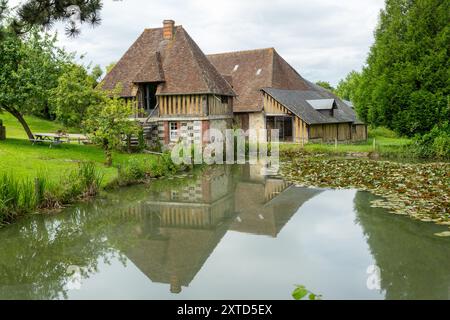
[434,231,450,237]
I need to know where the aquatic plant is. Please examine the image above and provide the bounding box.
[292,285,322,300]
[281,151,450,226]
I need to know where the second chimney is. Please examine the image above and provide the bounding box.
[163,20,175,40]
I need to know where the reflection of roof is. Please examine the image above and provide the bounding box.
[121,166,321,293]
[126,212,234,293]
[232,180,321,237]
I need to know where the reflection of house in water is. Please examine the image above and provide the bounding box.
[232,164,321,237]
[123,165,320,293]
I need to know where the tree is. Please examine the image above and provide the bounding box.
[315,81,335,92]
[6,0,103,38]
[50,64,102,127]
[350,0,450,136]
[335,71,361,102]
[105,61,116,74]
[90,64,103,84]
[0,30,69,139]
[83,88,140,166]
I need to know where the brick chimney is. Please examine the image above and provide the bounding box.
[163,20,175,40]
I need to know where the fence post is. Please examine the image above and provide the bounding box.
[373,138,376,151]
[335,138,338,149]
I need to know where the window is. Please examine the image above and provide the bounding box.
[221,96,228,104]
[256,68,262,75]
[169,122,179,141]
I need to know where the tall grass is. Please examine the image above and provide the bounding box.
[0,162,103,226]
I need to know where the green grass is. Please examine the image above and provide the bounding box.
[0,112,80,139]
[0,113,158,186]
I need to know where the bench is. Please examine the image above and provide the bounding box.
[30,136,65,148]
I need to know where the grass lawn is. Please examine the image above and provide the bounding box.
[0,113,157,185]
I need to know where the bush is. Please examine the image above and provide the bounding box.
[0,162,103,225]
[411,123,450,159]
[368,126,398,139]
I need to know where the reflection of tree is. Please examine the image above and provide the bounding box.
[354,191,450,300]
[0,170,214,299]
[0,207,118,299]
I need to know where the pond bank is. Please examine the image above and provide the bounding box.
[279,150,450,229]
[0,153,191,227]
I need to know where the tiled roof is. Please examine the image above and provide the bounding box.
[262,86,363,125]
[101,25,235,97]
[207,48,310,112]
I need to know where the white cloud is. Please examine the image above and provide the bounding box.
[11,0,384,86]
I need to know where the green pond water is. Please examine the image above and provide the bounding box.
[0,164,449,300]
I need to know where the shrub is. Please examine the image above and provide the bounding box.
[78,161,103,196]
[411,123,450,159]
[368,126,398,139]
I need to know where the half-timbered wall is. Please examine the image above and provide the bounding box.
[310,123,352,142]
[263,92,308,143]
[158,94,231,116]
[208,95,232,116]
[159,94,205,116]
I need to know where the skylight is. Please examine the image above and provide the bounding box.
[306,99,335,110]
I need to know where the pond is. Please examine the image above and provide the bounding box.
[0,164,448,300]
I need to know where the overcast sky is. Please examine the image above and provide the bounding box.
[12,0,385,86]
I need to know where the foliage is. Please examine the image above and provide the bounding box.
[83,87,141,166]
[281,152,450,224]
[368,126,398,139]
[334,70,362,102]
[6,0,103,37]
[113,152,180,187]
[315,81,334,92]
[347,0,450,136]
[292,285,322,300]
[0,161,103,225]
[105,61,116,74]
[90,64,103,84]
[50,63,103,127]
[0,29,71,137]
[410,122,450,159]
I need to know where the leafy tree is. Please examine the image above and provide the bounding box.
[5,0,103,38]
[83,88,140,166]
[90,64,103,84]
[105,61,116,74]
[335,71,361,102]
[315,81,335,92]
[350,0,450,136]
[0,30,70,138]
[50,64,102,127]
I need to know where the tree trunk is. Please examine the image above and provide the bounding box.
[2,105,34,139]
[104,148,112,167]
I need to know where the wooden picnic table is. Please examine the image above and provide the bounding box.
[31,133,68,147]
[31,133,89,147]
